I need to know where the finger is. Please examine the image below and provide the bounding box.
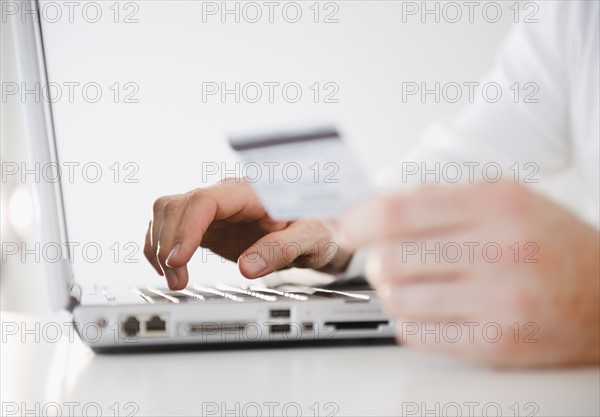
[155,198,189,290]
[339,183,506,250]
[237,221,330,279]
[379,282,493,320]
[143,221,163,275]
[288,220,341,269]
[364,232,488,288]
[150,194,178,263]
[380,278,534,327]
[257,216,291,233]
[164,179,267,269]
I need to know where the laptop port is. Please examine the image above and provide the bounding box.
[324,320,390,331]
[122,316,140,337]
[187,322,248,334]
[269,309,291,318]
[269,324,291,334]
[145,315,167,333]
[302,322,314,332]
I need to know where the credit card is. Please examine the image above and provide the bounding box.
[228,126,373,220]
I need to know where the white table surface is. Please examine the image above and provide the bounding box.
[1,311,599,417]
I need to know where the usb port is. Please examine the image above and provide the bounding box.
[269,324,291,334]
[145,315,167,333]
[269,309,291,318]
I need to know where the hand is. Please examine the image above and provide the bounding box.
[144,178,351,290]
[339,182,600,367]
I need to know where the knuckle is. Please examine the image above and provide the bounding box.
[186,189,217,214]
[310,219,330,235]
[152,197,167,211]
[186,189,206,205]
[163,198,183,214]
[268,236,288,257]
[257,236,288,264]
[152,196,170,212]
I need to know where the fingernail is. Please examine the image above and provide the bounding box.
[166,243,180,268]
[165,269,178,289]
[241,252,268,277]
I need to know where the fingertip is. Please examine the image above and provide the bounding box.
[237,262,258,279]
[165,267,189,290]
[238,253,269,279]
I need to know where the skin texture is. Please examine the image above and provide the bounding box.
[145,179,599,367]
[144,178,351,291]
[338,182,600,367]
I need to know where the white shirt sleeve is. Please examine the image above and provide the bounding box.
[379,1,572,187]
[377,1,599,220]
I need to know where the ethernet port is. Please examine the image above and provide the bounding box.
[122,316,140,337]
[145,315,167,333]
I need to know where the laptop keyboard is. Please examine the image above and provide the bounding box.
[130,283,372,304]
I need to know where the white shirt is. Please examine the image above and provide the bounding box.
[346,0,599,278]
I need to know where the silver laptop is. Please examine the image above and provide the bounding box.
[9,0,395,352]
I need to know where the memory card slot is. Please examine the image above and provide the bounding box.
[324,320,389,331]
[186,322,250,334]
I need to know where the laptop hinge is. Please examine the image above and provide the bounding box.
[66,283,82,312]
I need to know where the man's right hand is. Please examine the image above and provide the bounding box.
[144,178,351,290]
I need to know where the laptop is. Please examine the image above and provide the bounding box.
[9,0,395,352]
